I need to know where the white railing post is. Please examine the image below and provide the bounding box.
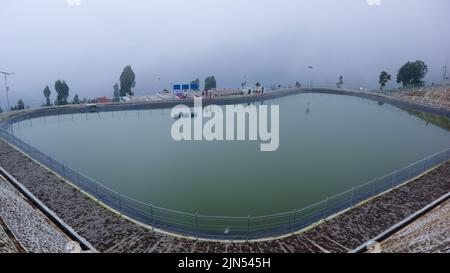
[195,213,199,230]
[372,180,376,196]
[151,204,154,225]
[292,209,297,232]
[118,194,122,213]
[323,197,329,219]
[350,187,355,206]
[247,215,251,240]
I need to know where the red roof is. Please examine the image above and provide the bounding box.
[96,97,112,103]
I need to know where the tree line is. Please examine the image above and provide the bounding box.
[29,60,430,112]
[35,65,218,107]
[377,60,428,90]
[111,66,218,100]
[41,79,81,107]
[332,60,429,90]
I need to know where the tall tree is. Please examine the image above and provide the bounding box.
[43,85,51,106]
[204,76,210,91]
[113,82,120,99]
[211,76,216,89]
[396,60,428,87]
[336,75,343,88]
[72,94,80,104]
[54,80,69,105]
[379,71,391,89]
[62,81,69,104]
[17,99,25,110]
[190,78,200,90]
[204,76,217,91]
[119,65,136,96]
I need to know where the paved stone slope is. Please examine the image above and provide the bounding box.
[380,199,450,253]
[0,177,72,253]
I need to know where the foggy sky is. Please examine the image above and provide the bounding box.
[1,0,449,108]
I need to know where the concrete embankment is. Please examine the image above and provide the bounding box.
[1,87,449,128]
[0,87,449,252]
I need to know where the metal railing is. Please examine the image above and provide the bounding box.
[0,128,448,240]
[375,82,450,94]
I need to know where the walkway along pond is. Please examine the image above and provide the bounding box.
[0,87,449,241]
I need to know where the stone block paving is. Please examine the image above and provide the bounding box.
[379,199,450,253]
[0,177,72,253]
[0,222,19,253]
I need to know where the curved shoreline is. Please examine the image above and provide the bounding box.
[2,87,449,128]
[0,87,449,246]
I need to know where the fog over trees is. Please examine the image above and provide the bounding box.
[0,0,449,108]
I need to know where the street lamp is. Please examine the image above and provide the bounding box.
[0,71,15,111]
[241,76,247,89]
[307,66,313,87]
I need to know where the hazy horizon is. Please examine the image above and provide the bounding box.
[1,0,450,108]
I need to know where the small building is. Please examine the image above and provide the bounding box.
[94,97,112,103]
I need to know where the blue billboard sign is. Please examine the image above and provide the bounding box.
[173,83,198,91]
[190,83,200,90]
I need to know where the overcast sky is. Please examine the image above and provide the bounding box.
[0,0,449,107]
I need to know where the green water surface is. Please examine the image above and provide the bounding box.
[11,93,450,216]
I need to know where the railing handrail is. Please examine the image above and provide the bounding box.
[0,127,448,239]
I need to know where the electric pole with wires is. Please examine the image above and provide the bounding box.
[0,71,15,111]
[442,64,448,84]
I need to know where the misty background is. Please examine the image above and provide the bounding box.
[0,0,449,108]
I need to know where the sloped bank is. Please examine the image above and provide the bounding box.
[0,87,449,251]
[0,176,74,253]
[2,87,449,128]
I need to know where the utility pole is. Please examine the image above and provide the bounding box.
[0,71,14,111]
[157,76,161,92]
[307,66,313,87]
[241,75,247,89]
[442,64,448,84]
